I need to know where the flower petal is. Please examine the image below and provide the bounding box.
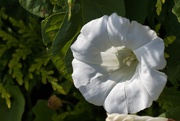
[125,21,157,50]
[80,15,112,52]
[125,70,153,113]
[71,34,102,65]
[71,13,167,114]
[104,67,154,114]
[106,114,168,121]
[78,75,117,105]
[71,35,120,71]
[71,15,122,70]
[133,38,166,69]
[72,59,118,105]
[72,59,107,88]
[139,58,167,100]
[76,61,137,106]
[104,82,128,114]
[107,13,130,47]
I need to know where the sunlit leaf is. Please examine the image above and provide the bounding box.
[19,0,53,17]
[164,36,176,47]
[172,0,180,22]
[50,51,72,81]
[0,83,11,108]
[52,13,81,54]
[41,12,66,46]
[156,0,165,15]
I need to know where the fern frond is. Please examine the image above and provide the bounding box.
[164,36,176,47]
[0,30,18,47]
[0,83,11,108]
[0,7,8,27]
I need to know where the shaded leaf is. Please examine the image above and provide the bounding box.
[166,62,180,87]
[52,99,105,121]
[81,0,125,24]
[158,87,180,110]
[124,0,148,23]
[0,86,25,121]
[52,12,81,55]
[166,106,180,120]
[32,100,56,121]
[0,0,14,7]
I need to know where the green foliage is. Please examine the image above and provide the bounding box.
[32,100,56,121]
[156,0,165,15]
[80,0,125,23]
[124,0,148,23]
[0,86,25,121]
[1,0,180,120]
[0,6,76,121]
[52,93,105,121]
[164,36,176,47]
[19,0,54,17]
[0,83,11,108]
[158,88,180,120]
[172,0,180,22]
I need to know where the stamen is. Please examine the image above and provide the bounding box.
[123,54,136,66]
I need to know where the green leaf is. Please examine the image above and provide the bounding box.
[81,0,125,24]
[32,100,56,121]
[0,8,8,27]
[50,0,65,6]
[19,0,54,17]
[166,106,180,120]
[158,87,180,110]
[0,86,25,121]
[65,47,73,73]
[156,0,165,15]
[124,0,148,23]
[0,0,14,7]
[50,52,72,81]
[41,12,66,46]
[159,112,166,118]
[52,101,98,121]
[0,83,11,108]
[52,13,81,55]
[164,36,176,47]
[172,0,180,22]
[52,0,125,54]
[166,62,180,87]
[47,2,81,80]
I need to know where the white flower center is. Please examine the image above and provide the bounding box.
[115,46,138,68]
[123,52,137,66]
[101,46,138,73]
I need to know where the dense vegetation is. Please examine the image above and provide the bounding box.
[0,0,180,120]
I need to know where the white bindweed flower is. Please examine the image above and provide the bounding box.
[106,113,168,121]
[70,13,167,114]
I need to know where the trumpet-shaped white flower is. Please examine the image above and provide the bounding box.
[71,13,167,114]
[106,113,168,121]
